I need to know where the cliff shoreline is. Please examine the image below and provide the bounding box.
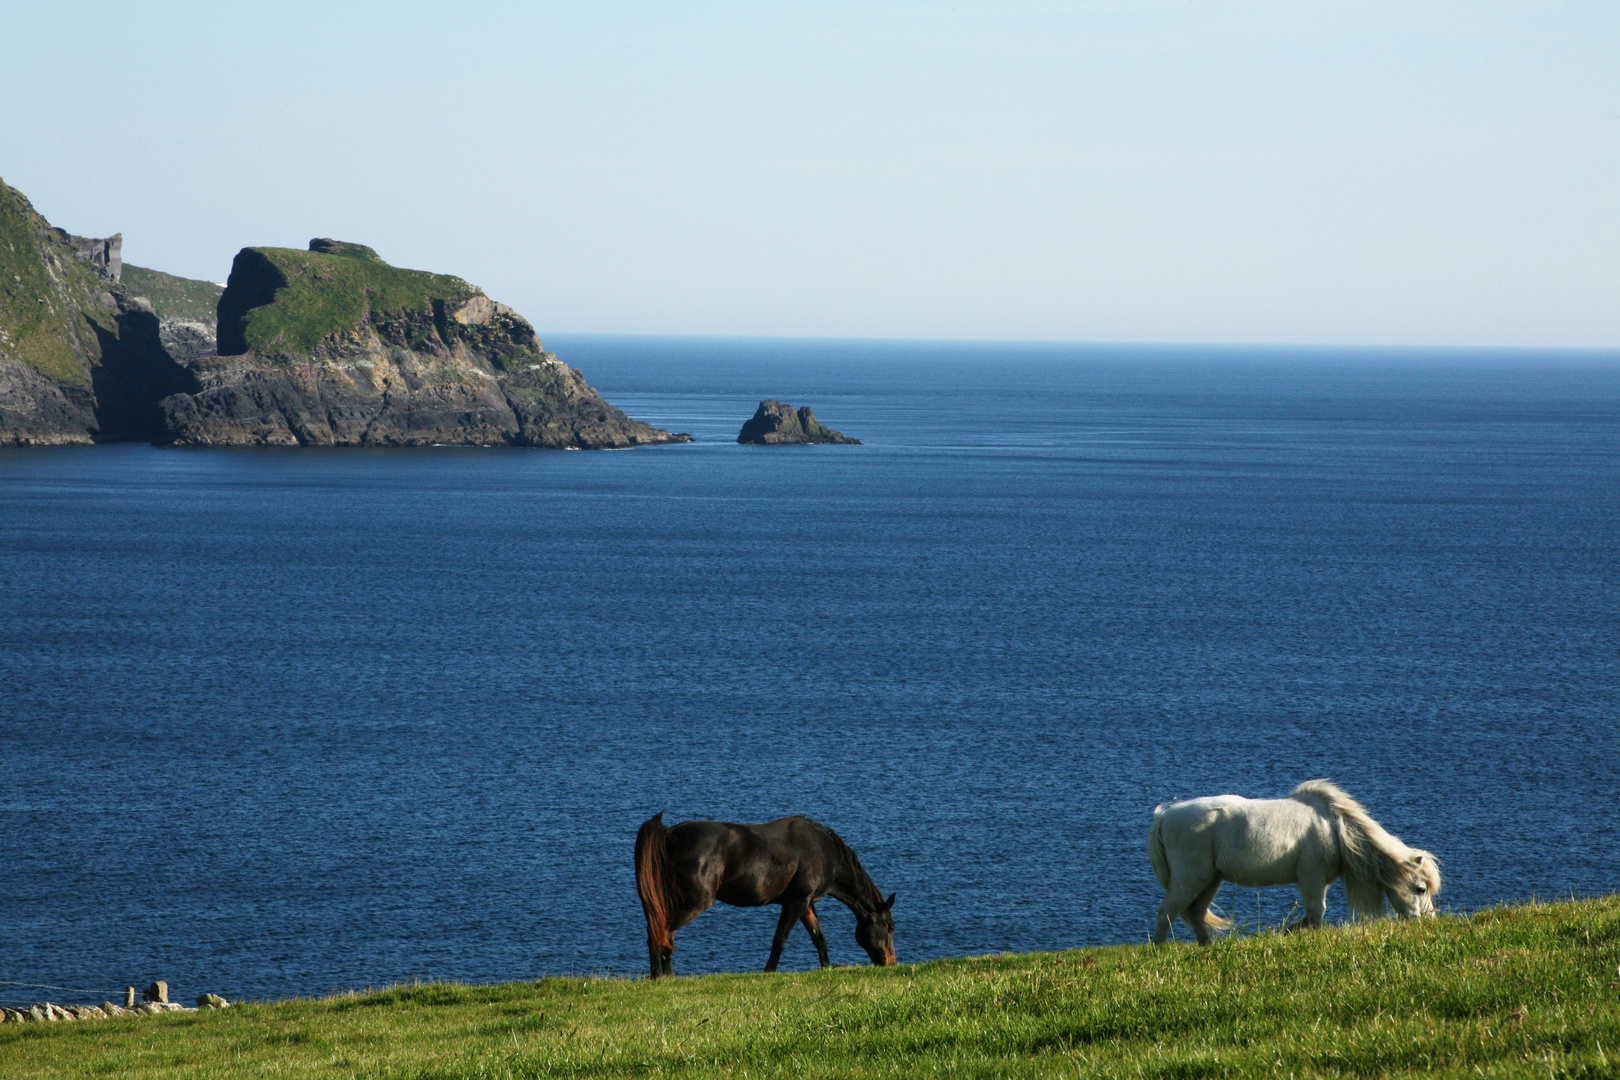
[1,177,687,451]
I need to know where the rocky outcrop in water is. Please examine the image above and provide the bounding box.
[156,240,689,449]
[0,176,194,445]
[737,400,860,444]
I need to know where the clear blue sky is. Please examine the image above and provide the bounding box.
[2,2,1616,347]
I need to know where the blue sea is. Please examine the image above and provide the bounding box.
[2,337,1618,1006]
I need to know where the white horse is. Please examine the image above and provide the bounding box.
[1147,779,1440,945]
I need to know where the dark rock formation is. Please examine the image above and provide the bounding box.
[0,176,194,445]
[121,264,224,363]
[737,400,860,445]
[74,233,121,280]
[154,318,216,363]
[157,240,690,449]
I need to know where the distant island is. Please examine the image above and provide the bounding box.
[0,175,687,449]
[737,400,860,444]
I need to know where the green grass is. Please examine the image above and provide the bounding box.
[0,175,113,386]
[6,896,1618,1079]
[234,246,477,358]
[121,264,224,322]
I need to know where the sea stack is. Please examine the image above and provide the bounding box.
[156,239,689,449]
[737,400,860,445]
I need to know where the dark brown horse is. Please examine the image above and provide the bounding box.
[634,813,897,978]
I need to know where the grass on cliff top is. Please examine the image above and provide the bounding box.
[238,245,477,357]
[121,264,224,322]
[0,175,105,386]
[5,896,1619,1079]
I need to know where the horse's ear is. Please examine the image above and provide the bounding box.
[882,893,896,911]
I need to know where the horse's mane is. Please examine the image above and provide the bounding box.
[1291,779,1441,917]
[808,819,885,914]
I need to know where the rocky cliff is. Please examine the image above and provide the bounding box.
[737,400,860,444]
[120,264,223,363]
[0,176,192,445]
[157,240,688,448]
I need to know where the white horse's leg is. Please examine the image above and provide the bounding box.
[1183,878,1224,945]
[1153,901,1176,945]
[1296,872,1329,929]
[1154,877,1210,945]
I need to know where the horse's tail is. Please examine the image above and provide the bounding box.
[1293,779,1433,919]
[635,813,675,958]
[1147,803,1173,889]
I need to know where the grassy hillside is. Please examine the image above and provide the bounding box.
[218,244,477,358]
[5,896,1617,1079]
[0,175,111,387]
[120,264,224,322]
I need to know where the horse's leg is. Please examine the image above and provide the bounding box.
[1296,872,1329,929]
[765,899,809,973]
[1184,878,1224,946]
[1153,900,1176,945]
[648,940,671,978]
[656,896,715,977]
[1154,877,1208,945]
[800,903,831,969]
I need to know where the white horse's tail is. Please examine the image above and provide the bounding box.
[1292,779,1440,919]
[1147,804,1172,889]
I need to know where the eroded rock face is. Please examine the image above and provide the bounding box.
[74,233,122,280]
[159,348,521,447]
[0,176,193,445]
[737,400,860,444]
[120,264,224,364]
[158,241,689,449]
[157,319,217,363]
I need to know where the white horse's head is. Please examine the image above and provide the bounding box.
[1384,849,1442,918]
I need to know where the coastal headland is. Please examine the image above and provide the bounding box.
[0,176,687,449]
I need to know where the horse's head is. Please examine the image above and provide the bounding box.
[1387,849,1442,918]
[855,893,897,965]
